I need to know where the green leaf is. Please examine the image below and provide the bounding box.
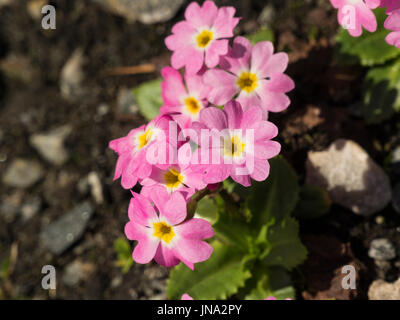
[336,8,400,67]
[362,58,400,123]
[195,196,218,224]
[114,237,134,274]
[167,241,251,300]
[294,185,331,219]
[246,27,275,45]
[213,210,252,252]
[133,78,163,121]
[247,156,299,229]
[261,217,307,271]
[244,266,295,300]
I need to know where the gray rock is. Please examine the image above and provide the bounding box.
[3,159,44,188]
[369,239,397,261]
[0,0,11,9]
[97,103,110,117]
[368,278,400,300]
[21,197,41,223]
[306,139,392,216]
[62,260,84,286]
[30,125,72,166]
[258,4,276,27]
[0,192,22,222]
[117,88,138,116]
[27,0,48,20]
[110,276,122,289]
[40,202,94,255]
[0,54,35,84]
[393,146,400,163]
[87,172,104,205]
[60,49,85,101]
[393,184,400,214]
[77,176,89,195]
[92,0,184,24]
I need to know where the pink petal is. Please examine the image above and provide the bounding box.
[212,6,240,38]
[174,218,214,263]
[176,218,214,239]
[254,120,279,140]
[203,69,237,105]
[250,158,271,181]
[121,160,139,189]
[184,1,218,29]
[203,163,230,184]
[385,10,400,30]
[162,191,187,225]
[185,72,210,100]
[386,31,400,48]
[236,91,263,111]
[128,193,158,226]
[257,79,292,112]
[250,41,274,77]
[154,244,181,268]
[224,100,244,129]
[219,36,252,76]
[231,171,251,186]
[359,4,378,33]
[125,222,159,264]
[182,169,207,190]
[199,106,228,131]
[254,140,281,159]
[175,238,214,264]
[178,142,193,169]
[205,39,229,68]
[171,47,204,75]
[241,106,263,129]
[146,185,170,212]
[181,294,194,300]
[165,21,196,51]
[265,73,295,93]
[365,0,380,9]
[253,52,289,78]
[113,153,130,181]
[161,66,187,106]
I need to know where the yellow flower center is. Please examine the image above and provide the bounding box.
[223,135,246,157]
[138,129,153,149]
[164,168,184,189]
[196,29,214,48]
[237,72,258,93]
[184,97,201,115]
[153,221,175,244]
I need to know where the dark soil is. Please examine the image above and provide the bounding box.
[0,0,399,300]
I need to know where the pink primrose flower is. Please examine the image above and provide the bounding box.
[125,187,214,270]
[330,0,380,37]
[380,0,400,13]
[191,100,281,187]
[384,9,400,48]
[181,294,194,300]
[165,1,240,75]
[109,115,174,189]
[160,66,211,130]
[204,36,294,117]
[140,143,207,199]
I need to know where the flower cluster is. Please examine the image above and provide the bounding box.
[330,0,400,48]
[109,1,293,270]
